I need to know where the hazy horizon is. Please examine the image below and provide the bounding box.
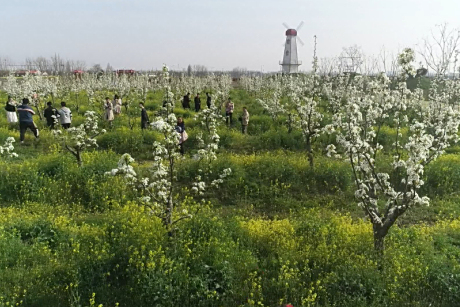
[1,0,460,72]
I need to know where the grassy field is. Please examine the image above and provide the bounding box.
[0,87,460,307]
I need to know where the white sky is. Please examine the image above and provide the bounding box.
[1,0,459,72]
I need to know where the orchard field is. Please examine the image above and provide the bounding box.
[2,51,460,307]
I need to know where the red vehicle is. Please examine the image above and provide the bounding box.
[15,70,41,76]
[116,69,135,75]
[15,70,28,76]
[73,70,84,80]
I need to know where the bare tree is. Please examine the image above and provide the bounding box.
[0,57,13,71]
[231,67,248,79]
[361,54,380,76]
[318,58,338,76]
[75,60,86,71]
[193,65,208,77]
[34,56,50,72]
[25,58,35,70]
[64,60,73,73]
[50,53,65,75]
[106,63,113,73]
[418,23,460,76]
[378,46,400,77]
[339,45,364,73]
[89,64,103,73]
[65,60,86,72]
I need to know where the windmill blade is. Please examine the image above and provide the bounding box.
[297,36,305,46]
[282,22,290,29]
[296,21,304,31]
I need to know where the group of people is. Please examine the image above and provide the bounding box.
[5,96,74,143]
[139,102,187,155]
[4,94,123,143]
[182,92,212,112]
[103,95,123,126]
[43,101,72,129]
[182,92,250,134]
[4,92,249,148]
[223,97,249,134]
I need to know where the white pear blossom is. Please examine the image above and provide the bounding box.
[330,48,460,251]
[0,137,18,158]
[53,111,106,166]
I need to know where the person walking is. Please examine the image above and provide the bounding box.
[17,98,39,143]
[182,93,191,109]
[175,117,187,155]
[194,93,201,112]
[241,107,249,134]
[58,101,72,129]
[104,97,115,126]
[113,95,122,115]
[4,96,18,124]
[206,92,212,108]
[44,101,59,129]
[225,98,234,126]
[140,103,149,130]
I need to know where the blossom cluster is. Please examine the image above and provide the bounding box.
[0,137,18,158]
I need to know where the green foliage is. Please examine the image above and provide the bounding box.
[1,205,460,306]
[0,87,460,306]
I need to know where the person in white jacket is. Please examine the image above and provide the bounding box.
[113,94,122,115]
[104,97,115,126]
[241,107,249,134]
[5,96,18,124]
[58,101,72,129]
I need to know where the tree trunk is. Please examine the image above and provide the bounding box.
[373,232,385,254]
[164,152,175,227]
[373,223,387,259]
[306,136,314,168]
[288,114,293,133]
[75,93,80,112]
[66,145,83,167]
[76,151,82,167]
[166,195,173,226]
[35,101,43,121]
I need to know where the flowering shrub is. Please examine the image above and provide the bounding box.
[0,137,18,158]
[328,49,460,251]
[53,111,106,166]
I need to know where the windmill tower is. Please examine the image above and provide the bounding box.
[280,21,304,73]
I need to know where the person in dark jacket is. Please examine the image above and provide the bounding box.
[44,101,59,129]
[206,92,212,108]
[194,93,201,112]
[17,98,39,143]
[182,93,191,109]
[140,103,149,130]
[176,116,185,132]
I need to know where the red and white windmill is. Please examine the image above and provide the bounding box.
[280,21,304,73]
